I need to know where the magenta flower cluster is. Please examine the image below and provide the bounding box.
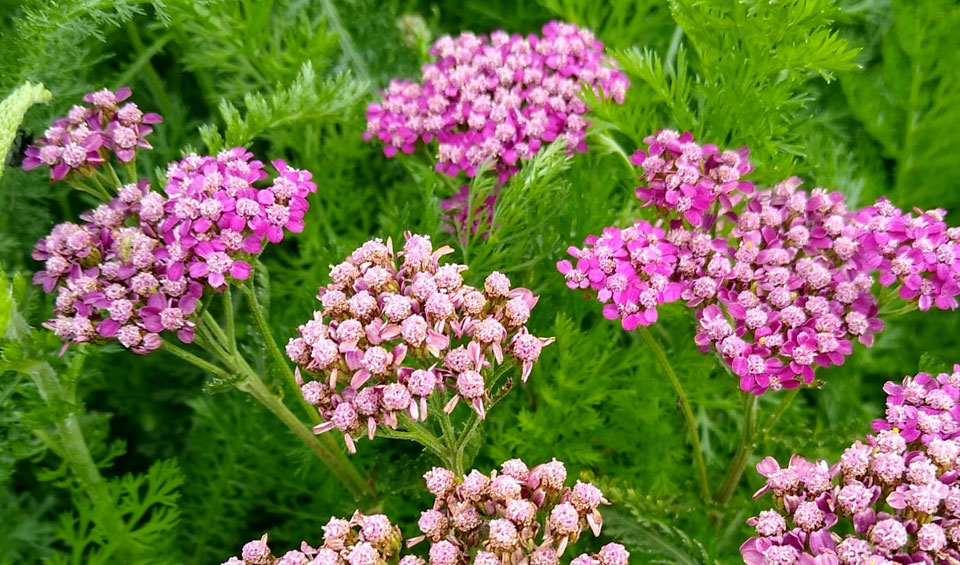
[286,232,554,453]
[23,87,161,180]
[223,458,630,565]
[27,89,317,354]
[558,130,960,395]
[742,365,960,564]
[364,21,628,183]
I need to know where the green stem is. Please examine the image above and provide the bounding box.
[103,162,124,192]
[66,177,110,201]
[453,411,482,476]
[400,416,450,463]
[200,310,230,347]
[223,286,237,354]
[238,281,325,427]
[760,388,800,442]
[235,370,373,499]
[122,159,139,184]
[638,327,713,503]
[665,25,684,73]
[239,282,296,389]
[881,302,919,318]
[166,339,374,499]
[160,341,233,381]
[204,296,371,496]
[27,360,135,558]
[317,0,372,84]
[716,393,757,505]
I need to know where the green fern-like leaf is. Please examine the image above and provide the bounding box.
[202,62,367,151]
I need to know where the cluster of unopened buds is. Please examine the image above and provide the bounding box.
[23,87,161,180]
[742,365,960,564]
[559,129,960,395]
[26,89,317,353]
[222,458,630,565]
[286,232,554,453]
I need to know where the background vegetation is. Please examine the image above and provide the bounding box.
[2,0,959,562]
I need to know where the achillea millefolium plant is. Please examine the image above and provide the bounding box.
[2,1,960,564]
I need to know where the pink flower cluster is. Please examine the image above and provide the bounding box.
[286,233,554,453]
[558,130,960,395]
[742,366,960,564]
[31,121,317,353]
[221,512,403,565]
[631,130,755,226]
[222,458,630,565]
[364,21,628,183]
[855,200,960,312]
[23,87,161,180]
[413,458,626,564]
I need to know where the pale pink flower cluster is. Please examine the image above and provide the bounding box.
[559,130,960,395]
[222,458,630,565]
[413,458,625,564]
[222,512,402,565]
[286,232,554,453]
[742,365,960,564]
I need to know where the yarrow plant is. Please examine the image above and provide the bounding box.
[559,130,960,396]
[364,21,628,233]
[222,458,630,565]
[20,87,376,500]
[742,365,960,564]
[287,232,554,455]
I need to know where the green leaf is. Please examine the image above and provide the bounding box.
[0,82,51,184]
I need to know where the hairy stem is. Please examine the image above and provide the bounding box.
[638,326,713,503]
[716,392,757,505]
[399,416,451,465]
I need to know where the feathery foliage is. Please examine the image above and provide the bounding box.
[2,0,960,562]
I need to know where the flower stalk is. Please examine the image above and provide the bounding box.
[716,392,757,505]
[638,326,713,503]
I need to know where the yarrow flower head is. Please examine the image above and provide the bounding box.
[222,460,629,565]
[222,512,402,565]
[559,130,960,396]
[23,86,161,180]
[365,21,628,181]
[410,458,621,562]
[365,22,628,235]
[742,367,960,565]
[29,92,318,354]
[288,232,553,452]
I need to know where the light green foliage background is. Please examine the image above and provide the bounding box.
[1,0,959,562]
